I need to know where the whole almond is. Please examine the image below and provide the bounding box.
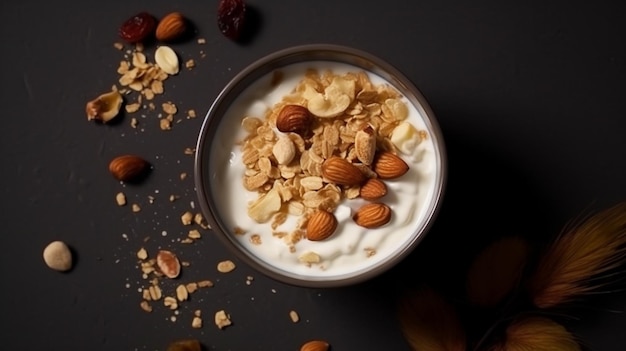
[372,151,409,179]
[306,210,338,241]
[108,155,150,182]
[156,12,187,42]
[156,250,181,278]
[353,203,392,228]
[321,157,365,186]
[360,178,387,201]
[276,105,312,135]
[300,340,330,351]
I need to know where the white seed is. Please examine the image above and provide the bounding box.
[43,241,72,271]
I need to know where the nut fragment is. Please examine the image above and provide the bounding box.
[156,250,181,278]
[43,241,72,272]
[109,155,150,182]
[214,310,232,329]
[353,203,392,228]
[300,340,330,351]
[306,210,338,241]
[86,90,123,123]
[390,121,422,155]
[155,46,180,75]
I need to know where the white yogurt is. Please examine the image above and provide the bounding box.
[209,61,439,278]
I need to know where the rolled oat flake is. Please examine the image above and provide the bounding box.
[43,241,73,271]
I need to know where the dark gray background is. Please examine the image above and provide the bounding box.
[1,0,625,350]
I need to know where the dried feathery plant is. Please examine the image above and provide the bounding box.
[397,287,466,351]
[528,202,626,309]
[489,316,581,351]
[466,236,530,307]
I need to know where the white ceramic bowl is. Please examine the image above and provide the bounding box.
[194,44,446,287]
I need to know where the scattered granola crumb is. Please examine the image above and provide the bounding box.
[169,194,179,202]
[217,260,236,273]
[181,211,193,225]
[289,310,300,323]
[197,38,206,44]
[140,300,153,312]
[160,118,172,131]
[197,280,214,288]
[185,59,195,69]
[130,117,138,128]
[188,229,201,239]
[192,316,203,329]
[245,276,254,285]
[180,172,187,180]
[186,282,199,293]
[132,203,141,213]
[214,310,232,329]
[184,147,195,155]
[187,109,196,119]
[137,247,148,260]
[116,192,127,206]
[113,42,124,50]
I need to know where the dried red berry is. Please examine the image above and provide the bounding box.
[217,0,246,40]
[119,12,157,44]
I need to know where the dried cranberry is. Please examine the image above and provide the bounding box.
[217,0,246,40]
[119,12,157,44]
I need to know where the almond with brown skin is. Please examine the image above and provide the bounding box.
[321,157,365,186]
[156,12,188,42]
[276,104,312,135]
[300,340,330,351]
[306,210,338,241]
[156,250,181,279]
[372,151,409,179]
[353,203,392,228]
[108,155,150,182]
[360,178,387,201]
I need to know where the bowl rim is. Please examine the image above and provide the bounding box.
[194,43,447,288]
